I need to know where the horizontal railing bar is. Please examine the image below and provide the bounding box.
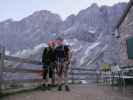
[3,68,97,76]
[2,86,39,94]
[4,55,96,72]
[3,67,42,73]
[3,67,96,73]
[68,78,96,80]
[2,78,96,84]
[121,66,133,68]
[2,79,43,84]
[5,55,42,65]
[69,72,96,75]
[71,68,96,71]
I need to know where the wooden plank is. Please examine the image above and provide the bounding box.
[5,55,42,65]
[71,68,96,71]
[0,47,5,92]
[0,53,1,60]
[121,66,133,69]
[0,50,2,92]
[2,79,43,84]
[2,77,97,84]
[121,76,133,79]
[3,68,96,75]
[69,72,96,75]
[3,67,42,73]
[3,76,96,83]
[2,86,38,94]
[110,75,133,79]
[68,78,96,80]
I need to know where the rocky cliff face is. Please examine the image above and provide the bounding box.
[0,10,62,52]
[0,3,127,53]
[62,3,126,40]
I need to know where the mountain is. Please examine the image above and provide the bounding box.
[0,10,62,52]
[61,3,126,39]
[0,3,127,53]
[1,3,130,85]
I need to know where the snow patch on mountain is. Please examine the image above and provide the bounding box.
[85,42,100,55]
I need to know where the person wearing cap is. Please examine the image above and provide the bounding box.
[54,37,71,91]
[42,40,56,89]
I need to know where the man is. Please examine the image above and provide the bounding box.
[55,37,71,91]
[42,40,56,89]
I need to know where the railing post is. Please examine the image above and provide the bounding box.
[0,47,5,94]
[71,68,74,84]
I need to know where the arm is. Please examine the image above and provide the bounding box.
[65,46,72,65]
[42,48,47,65]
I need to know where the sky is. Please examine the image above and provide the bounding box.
[0,0,129,21]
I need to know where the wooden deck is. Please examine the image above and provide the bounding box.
[1,85,133,100]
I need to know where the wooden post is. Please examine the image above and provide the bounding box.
[71,68,74,84]
[0,47,5,93]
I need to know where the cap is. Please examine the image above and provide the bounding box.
[56,36,64,41]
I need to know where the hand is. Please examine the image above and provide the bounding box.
[65,61,70,65]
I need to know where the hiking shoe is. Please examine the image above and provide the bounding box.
[41,85,48,91]
[42,84,47,88]
[58,85,62,91]
[49,84,57,87]
[47,84,52,87]
[41,84,51,91]
[47,86,51,90]
[42,83,46,87]
[52,84,57,87]
[65,85,70,91]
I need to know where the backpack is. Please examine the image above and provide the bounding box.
[42,47,55,66]
[55,45,70,61]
